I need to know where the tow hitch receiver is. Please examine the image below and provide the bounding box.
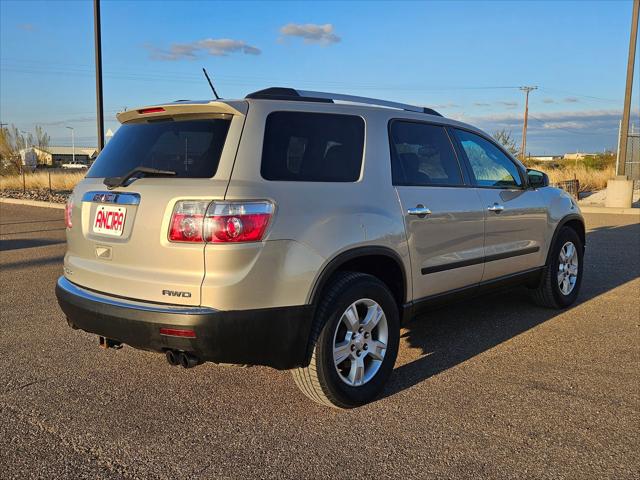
[99,336,122,349]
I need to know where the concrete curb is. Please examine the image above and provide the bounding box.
[0,197,65,210]
[579,205,640,216]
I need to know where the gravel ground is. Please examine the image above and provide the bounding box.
[0,203,638,479]
[0,189,69,204]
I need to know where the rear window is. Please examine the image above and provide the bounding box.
[261,112,364,182]
[87,118,231,179]
[389,121,463,186]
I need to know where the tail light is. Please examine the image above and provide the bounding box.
[168,200,209,242]
[169,200,274,243]
[205,201,274,243]
[64,199,73,228]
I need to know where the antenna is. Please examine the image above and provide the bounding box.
[202,68,220,100]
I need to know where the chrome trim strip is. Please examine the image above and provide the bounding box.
[82,191,141,205]
[57,276,217,315]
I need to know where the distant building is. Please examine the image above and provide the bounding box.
[530,155,563,162]
[563,152,597,161]
[30,146,98,167]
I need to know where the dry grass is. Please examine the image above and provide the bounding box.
[0,164,615,194]
[0,171,86,191]
[539,164,614,192]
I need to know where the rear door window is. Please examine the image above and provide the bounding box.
[389,121,464,186]
[261,112,364,182]
[87,118,231,179]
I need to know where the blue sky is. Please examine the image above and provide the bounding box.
[1,0,638,154]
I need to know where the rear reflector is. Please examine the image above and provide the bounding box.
[64,199,73,228]
[138,107,166,114]
[160,328,196,338]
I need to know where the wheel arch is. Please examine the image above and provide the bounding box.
[546,214,585,265]
[308,246,408,312]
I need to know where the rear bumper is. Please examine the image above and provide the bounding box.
[55,276,314,370]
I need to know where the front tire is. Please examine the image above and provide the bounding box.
[531,226,584,308]
[293,272,400,408]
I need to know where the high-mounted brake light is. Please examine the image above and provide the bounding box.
[138,107,165,115]
[168,200,274,243]
[64,199,73,228]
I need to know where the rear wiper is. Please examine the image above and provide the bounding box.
[104,166,176,189]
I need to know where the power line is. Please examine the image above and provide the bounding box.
[537,87,621,104]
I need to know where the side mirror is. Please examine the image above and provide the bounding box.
[527,169,549,188]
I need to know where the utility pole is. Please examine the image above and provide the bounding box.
[519,86,537,160]
[94,0,105,152]
[617,0,639,176]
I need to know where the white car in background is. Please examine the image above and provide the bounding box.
[61,162,88,170]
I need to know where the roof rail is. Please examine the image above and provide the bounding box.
[246,87,442,117]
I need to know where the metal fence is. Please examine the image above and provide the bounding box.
[616,122,640,181]
[622,133,640,181]
[553,179,580,198]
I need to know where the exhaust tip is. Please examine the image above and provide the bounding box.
[165,350,180,366]
[178,351,200,369]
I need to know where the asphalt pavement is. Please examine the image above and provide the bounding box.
[1,202,638,479]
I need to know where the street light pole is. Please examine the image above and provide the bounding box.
[20,130,29,149]
[617,0,639,176]
[66,126,75,163]
[94,0,105,152]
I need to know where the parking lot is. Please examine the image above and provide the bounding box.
[0,202,638,479]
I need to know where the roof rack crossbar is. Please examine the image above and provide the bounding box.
[245,87,442,116]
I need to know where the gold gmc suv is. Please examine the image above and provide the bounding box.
[56,88,585,408]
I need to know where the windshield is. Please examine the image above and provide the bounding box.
[87,118,231,179]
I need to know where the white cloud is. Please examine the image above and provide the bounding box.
[543,121,587,130]
[147,38,261,60]
[279,23,340,44]
[18,23,35,32]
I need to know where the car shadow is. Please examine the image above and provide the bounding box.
[0,254,65,271]
[0,238,66,252]
[382,221,640,399]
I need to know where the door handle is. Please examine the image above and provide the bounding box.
[487,203,505,213]
[408,205,432,217]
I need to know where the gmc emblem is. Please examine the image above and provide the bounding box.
[93,192,118,203]
[162,289,192,298]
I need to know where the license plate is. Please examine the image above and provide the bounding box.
[93,205,126,236]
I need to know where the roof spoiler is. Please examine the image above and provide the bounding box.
[116,100,247,124]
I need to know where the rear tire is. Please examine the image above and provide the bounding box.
[531,226,583,308]
[292,272,400,408]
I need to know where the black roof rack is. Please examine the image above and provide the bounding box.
[245,87,442,116]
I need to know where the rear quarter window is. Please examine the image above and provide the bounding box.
[260,111,364,182]
[87,118,231,179]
